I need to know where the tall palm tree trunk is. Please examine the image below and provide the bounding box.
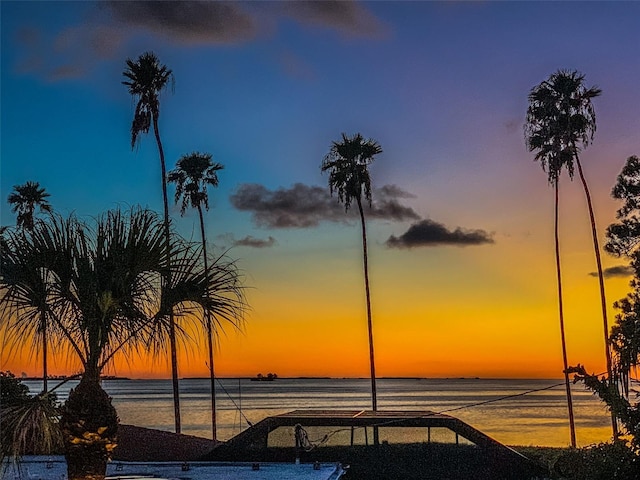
[574,156,618,439]
[152,115,181,434]
[42,315,48,392]
[356,196,377,411]
[197,203,217,442]
[555,180,576,448]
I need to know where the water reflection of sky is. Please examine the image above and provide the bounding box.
[23,378,611,447]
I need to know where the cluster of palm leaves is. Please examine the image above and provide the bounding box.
[0,208,244,476]
[7,181,51,232]
[0,372,62,463]
[2,208,243,377]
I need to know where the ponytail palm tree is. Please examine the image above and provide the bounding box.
[321,133,382,411]
[168,151,224,441]
[0,207,245,479]
[525,69,614,444]
[7,181,52,393]
[122,52,182,432]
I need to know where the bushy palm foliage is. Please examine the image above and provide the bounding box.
[0,373,61,464]
[321,132,382,411]
[525,70,600,182]
[122,52,174,149]
[168,152,224,441]
[168,152,223,215]
[7,181,51,231]
[1,207,245,379]
[322,133,381,211]
[1,392,62,462]
[0,207,245,479]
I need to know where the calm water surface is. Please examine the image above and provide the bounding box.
[25,378,612,447]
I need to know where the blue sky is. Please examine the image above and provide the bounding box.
[2,1,640,380]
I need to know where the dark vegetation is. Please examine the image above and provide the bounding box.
[561,154,640,477]
[0,372,62,459]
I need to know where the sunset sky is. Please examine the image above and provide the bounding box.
[2,1,640,379]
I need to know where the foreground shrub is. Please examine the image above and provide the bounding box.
[553,441,640,480]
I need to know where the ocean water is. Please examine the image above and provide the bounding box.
[24,377,613,447]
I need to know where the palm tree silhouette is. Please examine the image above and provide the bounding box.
[321,132,382,411]
[7,181,52,393]
[7,181,51,231]
[0,207,245,478]
[122,52,183,433]
[525,69,616,444]
[168,152,224,441]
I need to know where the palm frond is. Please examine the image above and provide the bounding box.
[0,392,62,463]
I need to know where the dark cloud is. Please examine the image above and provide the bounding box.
[370,185,420,222]
[386,219,495,248]
[377,184,415,199]
[588,265,634,278]
[229,183,419,229]
[106,1,258,45]
[233,235,276,249]
[282,1,387,37]
[12,1,386,82]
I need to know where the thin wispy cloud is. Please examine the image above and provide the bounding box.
[229,183,419,229]
[588,265,634,278]
[386,219,494,248]
[12,1,387,82]
[14,23,126,81]
[233,235,277,249]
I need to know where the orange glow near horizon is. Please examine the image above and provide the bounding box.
[1,180,634,381]
[3,267,629,380]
